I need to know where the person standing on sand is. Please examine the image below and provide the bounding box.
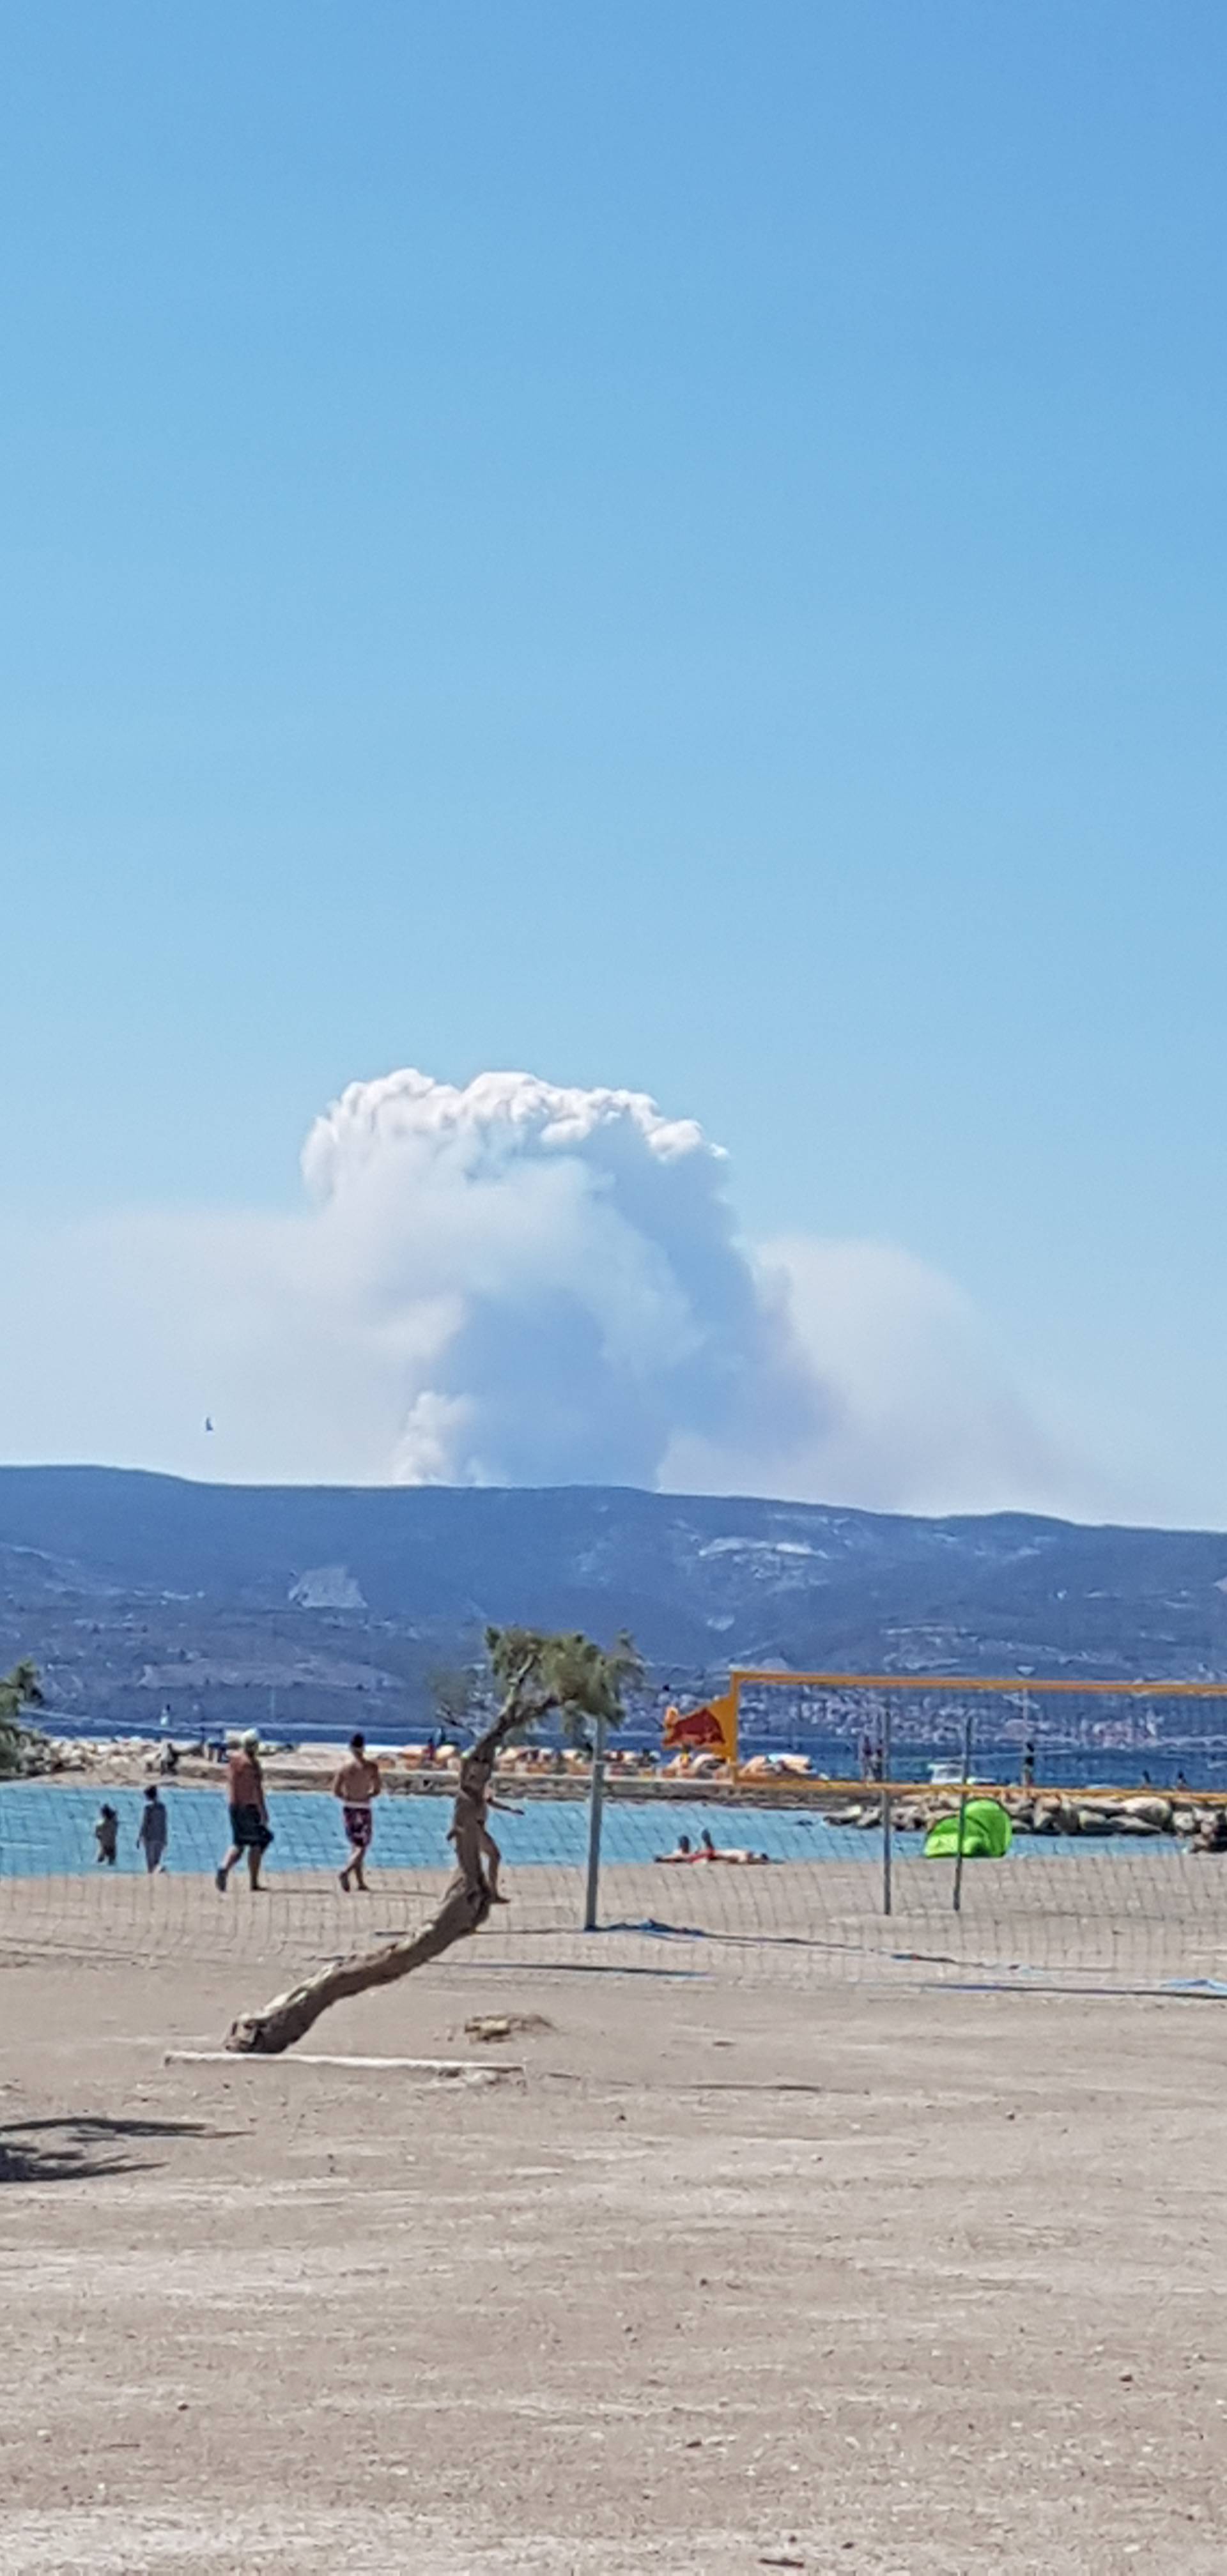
[215,1729,273,1892]
[332,1731,382,1892]
[137,1784,169,1874]
[447,1742,522,1904]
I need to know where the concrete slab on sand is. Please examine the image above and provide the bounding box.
[1,1918,1226,2573]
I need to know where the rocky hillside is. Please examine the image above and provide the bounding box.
[1,1465,1226,1731]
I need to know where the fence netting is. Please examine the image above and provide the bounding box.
[3,1729,1227,1996]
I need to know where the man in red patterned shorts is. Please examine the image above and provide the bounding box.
[332,1732,382,1892]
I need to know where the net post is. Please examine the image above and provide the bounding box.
[582,1710,608,1931]
[952,1703,975,1914]
[881,1698,893,1917]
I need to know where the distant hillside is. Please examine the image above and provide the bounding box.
[1,1465,1226,1733]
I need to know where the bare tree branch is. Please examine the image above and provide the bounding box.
[223,1625,640,2057]
[224,1869,490,2055]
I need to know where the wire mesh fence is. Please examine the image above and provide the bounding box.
[725,1670,1227,1786]
[4,1729,1227,1997]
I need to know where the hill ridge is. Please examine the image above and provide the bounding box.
[1,1465,1225,1728]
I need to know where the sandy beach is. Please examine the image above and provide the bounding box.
[3,1831,1226,1996]
[3,1898,1227,2573]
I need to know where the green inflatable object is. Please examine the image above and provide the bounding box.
[923,1798,1014,1860]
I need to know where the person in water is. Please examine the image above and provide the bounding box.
[137,1784,168,1874]
[332,1731,382,1892]
[94,1804,118,1866]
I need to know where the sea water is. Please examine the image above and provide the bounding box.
[0,1781,1191,1880]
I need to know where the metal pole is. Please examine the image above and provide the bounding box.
[583,1711,608,1931]
[952,1703,975,1915]
[881,1699,893,1918]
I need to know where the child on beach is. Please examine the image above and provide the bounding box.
[94,1804,118,1866]
[137,1784,169,1874]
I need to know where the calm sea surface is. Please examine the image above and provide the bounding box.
[0,1781,1196,1882]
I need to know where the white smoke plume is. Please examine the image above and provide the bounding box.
[0,1064,1093,1515]
[298,1069,827,1487]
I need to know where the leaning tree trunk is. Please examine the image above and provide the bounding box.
[225,1869,490,2055]
[224,1669,547,2057]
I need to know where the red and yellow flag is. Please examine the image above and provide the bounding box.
[661,1691,738,1764]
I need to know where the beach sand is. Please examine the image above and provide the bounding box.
[2,1874,1227,2570]
[3,1840,1226,1989]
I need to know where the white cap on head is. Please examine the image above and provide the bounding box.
[240,1728,260,1751]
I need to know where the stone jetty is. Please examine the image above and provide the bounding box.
[833,1788,1221,1839]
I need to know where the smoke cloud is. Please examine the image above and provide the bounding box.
[299,1068,826,1487]
[0,1064,1092,1515]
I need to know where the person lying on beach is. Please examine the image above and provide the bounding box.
[657,1830,771,1865]
[697,1829,771,1866]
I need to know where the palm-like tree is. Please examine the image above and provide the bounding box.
[0,1660,45,1776]
[226,1625,641,2056]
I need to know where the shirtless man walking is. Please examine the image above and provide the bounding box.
[333,1731,382,1892]
[215,1730,272,1892]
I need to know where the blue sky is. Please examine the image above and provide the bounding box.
[3,3,1226,1524]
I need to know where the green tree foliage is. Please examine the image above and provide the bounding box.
[482,1624,642,1747]
[423,1662,482,1739]
[0,1660,45,1776]
[226,1625,642,2055]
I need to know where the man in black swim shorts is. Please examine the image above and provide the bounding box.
[215,1729,273,1892]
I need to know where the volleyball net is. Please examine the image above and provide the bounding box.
[2,1673,1226,1995]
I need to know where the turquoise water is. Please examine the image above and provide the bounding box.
[1,1783,847,1876]
[0,1782,1183,1879]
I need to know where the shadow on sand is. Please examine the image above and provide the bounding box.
[0,2114,219,2185]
